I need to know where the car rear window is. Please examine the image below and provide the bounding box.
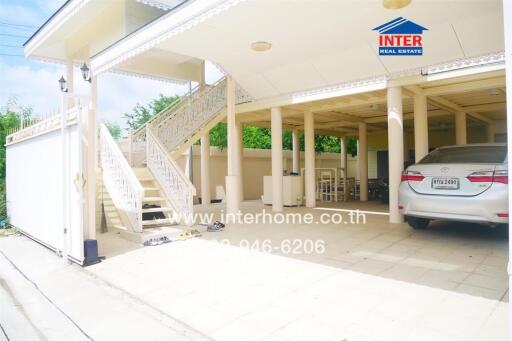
[419,146,507,164]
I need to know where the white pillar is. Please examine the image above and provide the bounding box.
[340,136,348,201]
[66,59,74,109]
[487,121,495,143]
[387,87,404,224]
[271,107,283,212]
[236,122,244,202]
[292,129,300,174]
[501,2,512,336]
[304,111,316,208]
[86,75,97,240]
[414,94,429,162]
[226,76,239,215]
[455,111,467,145]
[358,122,368,202]
[200,133,211,206]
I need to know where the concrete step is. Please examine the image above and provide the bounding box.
[143,196,166,202]
[142,206,173,213]
[142,218,173,227]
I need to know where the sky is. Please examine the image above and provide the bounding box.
[0,0,222,128]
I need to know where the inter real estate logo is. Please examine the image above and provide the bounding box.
[373,17,428,56]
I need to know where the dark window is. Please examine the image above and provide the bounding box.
[419,146,507,164]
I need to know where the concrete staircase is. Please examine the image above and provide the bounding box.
[97,167,194,243]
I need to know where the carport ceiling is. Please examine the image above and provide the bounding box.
[155,0,503,99]
[237,72,506,137]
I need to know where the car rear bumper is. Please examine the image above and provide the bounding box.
[399,182,508,224]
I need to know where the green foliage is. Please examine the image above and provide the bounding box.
[207,123,355,156]
[244,126,272,149]
[209,122,228,150]
[105,121,122,140]
[124,94,179,131]
[347,138,358,156]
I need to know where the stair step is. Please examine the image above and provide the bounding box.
[143,196,166,202]
[142,207,173,213]
[138,177,154,182]
[142,218,173,226]
[143,187,159,192]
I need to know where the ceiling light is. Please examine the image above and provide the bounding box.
[383,0,412,9]
[251,41,272,52]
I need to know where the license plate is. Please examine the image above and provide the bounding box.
[432,178,459,189]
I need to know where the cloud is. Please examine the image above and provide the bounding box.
[0,60,192,129]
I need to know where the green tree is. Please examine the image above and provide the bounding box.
[105,121,122,140]
[124,94,179,131]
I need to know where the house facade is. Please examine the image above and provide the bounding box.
[5,0,510,273]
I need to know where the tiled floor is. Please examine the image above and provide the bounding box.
[91,200,508,340]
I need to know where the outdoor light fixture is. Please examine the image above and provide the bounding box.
[383,0,411,9]
[251,41,272,52]
[58,76,68,92]
[80,62,91,82]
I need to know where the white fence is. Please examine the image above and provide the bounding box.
[6,108,85,264]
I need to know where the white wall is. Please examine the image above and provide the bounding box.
[7,124,83,262]
[176,146,378,201]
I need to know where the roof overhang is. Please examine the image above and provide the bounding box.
[23,0,204,83]
[90,0,504,99]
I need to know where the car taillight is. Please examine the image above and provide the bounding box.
[467,170,508,184]
[493,170,508,184]
[497,213,509,218]
[401,171,424,182]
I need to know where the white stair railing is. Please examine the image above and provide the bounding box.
[99,124,144,232]
[151,77,251,153]
[128,77,251,165]
[146,127,195,225]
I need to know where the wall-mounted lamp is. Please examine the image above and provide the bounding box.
[58,76,68,93]
[80,62,91,82]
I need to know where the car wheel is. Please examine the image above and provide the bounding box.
[406,216,430,229]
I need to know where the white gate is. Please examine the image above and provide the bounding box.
[6,107,85,264]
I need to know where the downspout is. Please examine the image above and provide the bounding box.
[61,92,68,263]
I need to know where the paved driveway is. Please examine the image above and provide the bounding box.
[92,201,508,340]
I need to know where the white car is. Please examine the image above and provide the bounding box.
[399,143,508,229]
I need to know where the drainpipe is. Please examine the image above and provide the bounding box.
[61,91,68,263]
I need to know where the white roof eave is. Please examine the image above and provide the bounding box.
[90,0,243,76]
[24,0,93,59]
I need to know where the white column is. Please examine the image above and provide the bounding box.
[455,111,467,145]
[501,2,512,336]
[487,121,495,143]
[236,122,244,202]
[387,87,404,224]
[271,107,283,212]
[86,75,97,240]
[226,76,239,215]
[414,94,429,162]
[292,129,300,173]
[66,59,74,109]
[358,122,368,202]
[340,136,348,201]
[200,133,211,206]
[304,111,316,208]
